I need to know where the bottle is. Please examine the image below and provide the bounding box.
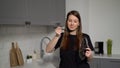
[107,39,112,56]
[32,50,37,60]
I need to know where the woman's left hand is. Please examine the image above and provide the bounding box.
[85,48,92,60]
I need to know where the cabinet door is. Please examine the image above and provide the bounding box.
[0,0,26,24]
[0,0,65,25]
[101,58,120,68]
[27,0,65,25]
[55,0,65,26]
[27,0,54,25]
[89,58,101,68]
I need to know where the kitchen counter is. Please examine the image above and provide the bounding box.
[90,54,120,68]
[93,54,120,59]
[10,54,120,68]
[11,60,56,68]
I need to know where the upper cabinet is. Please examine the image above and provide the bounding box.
[0,0,27,25]
[0,0,65,26]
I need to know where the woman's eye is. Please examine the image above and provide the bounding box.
[74,20,78,23]
[68,19,72,22]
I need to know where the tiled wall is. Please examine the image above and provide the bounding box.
[0,25,55,68]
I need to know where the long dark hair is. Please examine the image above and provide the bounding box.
[60,10,83,50]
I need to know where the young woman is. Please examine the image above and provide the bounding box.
[46,10,94,68]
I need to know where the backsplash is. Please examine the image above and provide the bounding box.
[0,25,55,68]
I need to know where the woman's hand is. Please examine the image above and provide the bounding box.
[85,48,93,60]
[55,26,62,37]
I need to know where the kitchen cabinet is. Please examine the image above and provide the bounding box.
[101,58,120,68]
[0,0,65,26]
[89,58,101,68]
[89,58,120,68]
[0,0,26,25]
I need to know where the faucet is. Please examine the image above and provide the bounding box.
[40,37,51,58]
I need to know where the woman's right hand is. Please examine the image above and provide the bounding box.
[46,26,62,53]
[55,26,62,36]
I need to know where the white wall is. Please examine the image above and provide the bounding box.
[66,0,89,33]
[89,0,120,54]
[66,0,120,54]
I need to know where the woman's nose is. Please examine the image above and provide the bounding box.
[71,21,74,25]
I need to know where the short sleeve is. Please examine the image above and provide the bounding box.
[83,33,94,51]
[54,33,63,50]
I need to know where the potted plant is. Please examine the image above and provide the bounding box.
[26,55,32,63]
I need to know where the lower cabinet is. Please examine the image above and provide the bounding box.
[101,58,120,68]
[89,58,120,68]
[89,58,101,68]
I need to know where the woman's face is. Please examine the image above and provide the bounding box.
[67,15,79,31]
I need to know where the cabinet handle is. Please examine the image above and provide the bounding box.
[110,61,120,63]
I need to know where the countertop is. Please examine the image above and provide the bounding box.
[11,60,56,68]
[93,54,120,59]
[10,54,120,68]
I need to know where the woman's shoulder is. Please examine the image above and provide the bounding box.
[82,33,90,38]
[82,33,89,36]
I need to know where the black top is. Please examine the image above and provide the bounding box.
[55,33,94,68]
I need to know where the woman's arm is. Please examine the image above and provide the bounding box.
[84,34,94,61]
[46,27,62,53]
[46,35,60,53]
